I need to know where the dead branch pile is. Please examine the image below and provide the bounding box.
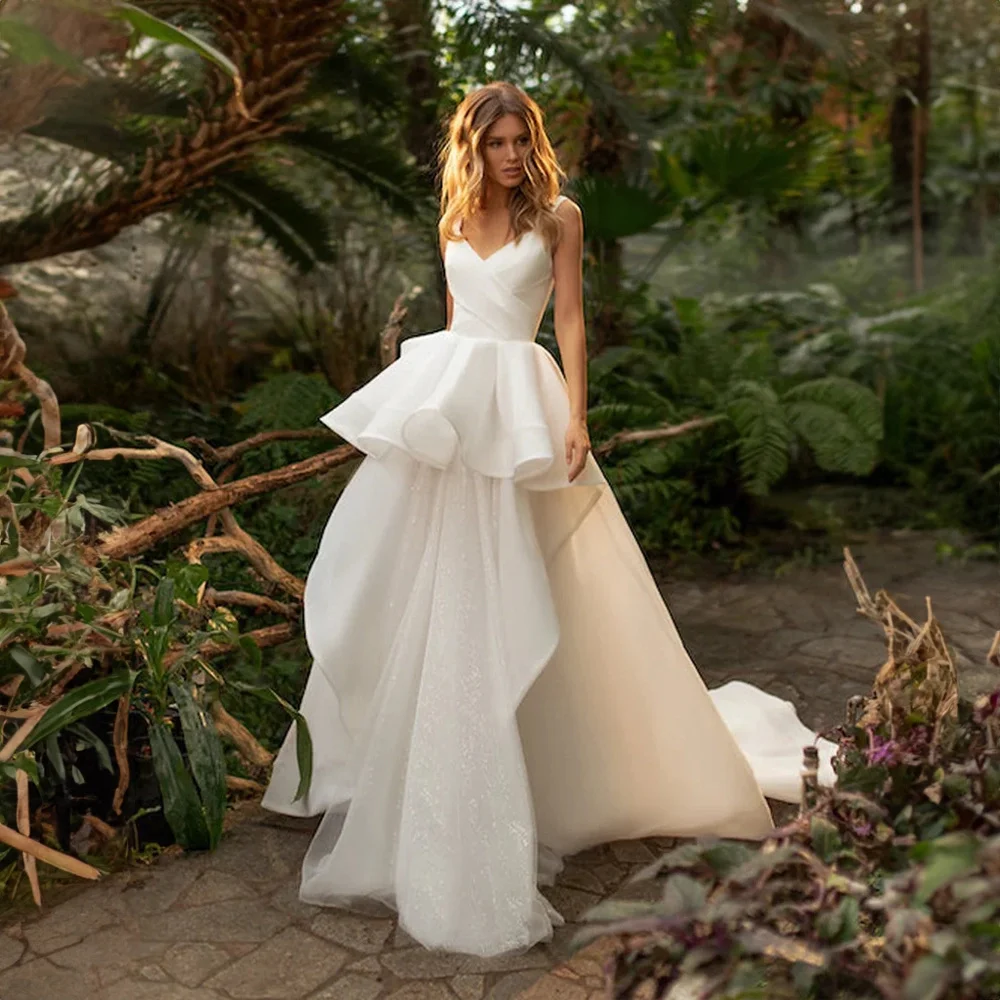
[0,290,744,901]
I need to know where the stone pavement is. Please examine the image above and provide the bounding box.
[1,534,996,1000]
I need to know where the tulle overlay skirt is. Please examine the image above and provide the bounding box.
[262,443,838,956]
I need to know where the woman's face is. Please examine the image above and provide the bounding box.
[480,113,531,189]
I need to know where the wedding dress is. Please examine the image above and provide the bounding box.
[262,195,837,957]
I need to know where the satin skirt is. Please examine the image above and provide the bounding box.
[262,448,835,956]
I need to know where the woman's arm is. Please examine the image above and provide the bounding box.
[439,231,454,330]
[551,198,591,481]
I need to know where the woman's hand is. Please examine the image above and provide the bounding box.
[565,417,591,482]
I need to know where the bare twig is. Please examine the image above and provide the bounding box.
[226,775,265,795]
[0,301,26,377]
[186,531,304,599]
[211,700,274,768]
[15,768,41,906]
[111,692,130,815]
[0,706,48,762]
[592,415,724,458]
[0,822,101,880]
[0,557,42,578]
[162,622,298,669]
[205,589,296,616]
[186,428,332,466]
[842,547,958,740]
[48,437,216,490]
[0,303,60,448]
[379,292,409,368]
[224,511,305,598]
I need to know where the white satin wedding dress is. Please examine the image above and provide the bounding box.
[262,195,837,957]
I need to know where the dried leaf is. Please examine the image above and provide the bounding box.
[736,928,827,967]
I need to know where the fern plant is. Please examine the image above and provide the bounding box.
[585,284,885,554]
[726,375,883,496]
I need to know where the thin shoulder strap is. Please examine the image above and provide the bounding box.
[553,194,567,208]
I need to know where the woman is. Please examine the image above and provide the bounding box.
[263,81,835,957]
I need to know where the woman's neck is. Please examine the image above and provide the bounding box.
[480,180,513,211]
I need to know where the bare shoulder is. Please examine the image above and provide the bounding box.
[553,195,583,251]
[554,195,582,223]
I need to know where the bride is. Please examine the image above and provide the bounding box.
[262,81,836,957]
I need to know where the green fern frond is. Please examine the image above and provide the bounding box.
[783,377,884,477]
[724,380,794,496]
[784,401,879,477]
[783,377,884,444]
[237,373,341,432]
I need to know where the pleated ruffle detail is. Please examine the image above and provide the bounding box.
[320,329,603,490]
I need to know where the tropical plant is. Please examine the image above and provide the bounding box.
[576,551,1000,1000]
[0,0,423,272]
[0,303,327,903]
[574,285,884,553]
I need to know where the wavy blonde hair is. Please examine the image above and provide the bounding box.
[438,82,567,250]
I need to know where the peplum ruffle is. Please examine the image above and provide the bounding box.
[320,328,603,490]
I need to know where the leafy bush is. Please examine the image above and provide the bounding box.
[577,287,884,556]
[577,555,1000,1000]
[0,433,314,900]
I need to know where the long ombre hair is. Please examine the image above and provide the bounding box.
[438,82,567,250]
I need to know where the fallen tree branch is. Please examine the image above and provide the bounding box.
[186,428,332,466]
[0,822,101,880]
[226,775,265,795]
[211,700,274,768]
[592,415,724,458]
[96,444,358,560]
[163,622,298,669]
[205,589,296,616]
[51,433,307,598]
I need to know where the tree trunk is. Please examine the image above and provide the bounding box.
[911,2,931,291]
[580,104,631,352]
[591,237,625,354]
[889,7,931,238]
[382,0,447,325]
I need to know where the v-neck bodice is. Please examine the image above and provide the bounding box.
[445,194,567,344]
[314,193,603,491]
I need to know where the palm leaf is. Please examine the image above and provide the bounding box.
[208,169,336,272]
[688,120,808,200]
[572,176,672,242]
[307,42,402,111]
[280,127,421,218]
[647,0,704,58]
[749,1,853,64]
[109,1,248,113]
